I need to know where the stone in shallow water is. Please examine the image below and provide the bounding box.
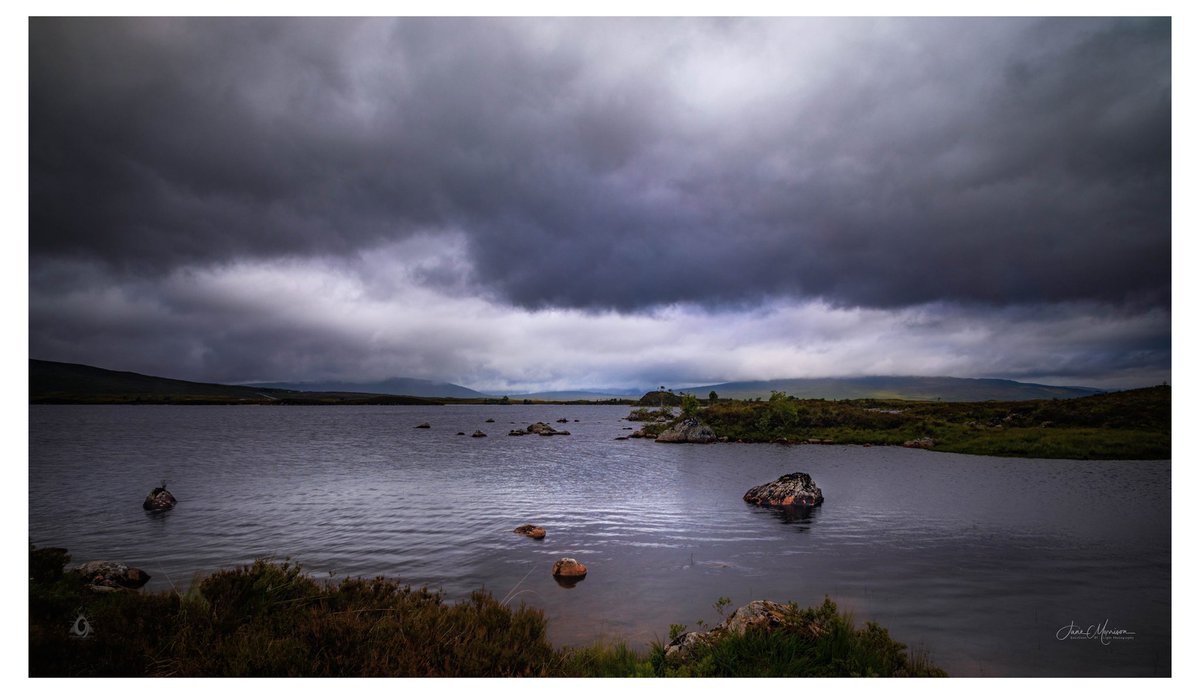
[142,486,176,512]
[513,524,546,539]
[552,557,587,578]
[742,472,824,507]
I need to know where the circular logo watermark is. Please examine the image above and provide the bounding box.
[68,610,93,639]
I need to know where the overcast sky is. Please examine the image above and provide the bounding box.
[27,17,1171,392]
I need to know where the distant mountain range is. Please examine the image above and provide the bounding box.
[245,378,484,399]
[30,358,1104,404]
[29,360,436,404]
[675,376,1103,402]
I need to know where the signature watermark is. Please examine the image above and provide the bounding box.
[1056,619,1135,645]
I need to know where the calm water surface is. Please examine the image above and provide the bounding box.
[29,405,1170,676]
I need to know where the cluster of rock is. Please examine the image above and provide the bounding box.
[742,472,824,508]
[654,417,717,444]
[902,437,935,449]
[508,422,571,436]
[510,524,587,585]
[142,485,177,512]
[664,600,808,663]
[73,560,152,591]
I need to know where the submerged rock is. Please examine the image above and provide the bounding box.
[514,524,546,539]
[743,472,824,508]
[142,485,176,512]
[508,429,528,436]
[655,417,716,444]
[74,560,151,590]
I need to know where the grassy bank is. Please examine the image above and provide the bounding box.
[646,386,1169,460]
[29,547,943,677]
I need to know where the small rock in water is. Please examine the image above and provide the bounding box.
[514,524,546,539]
[415,422,431,429]
[552,557,587,578]
[485,418,495,423]
[456,431,465,436]
[743,472,824,508]
[471,430,487,437]
[142,485,176,512]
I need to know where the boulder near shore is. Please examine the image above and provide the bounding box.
[664,600,795,663]
[743,472,824,508]
[73,560,152,590]
[654,417,716,444]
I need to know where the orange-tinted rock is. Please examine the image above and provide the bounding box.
[552,557,587,578]
[743,472,823,508]
[514,524,546,539]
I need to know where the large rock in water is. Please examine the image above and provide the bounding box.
[74,560,151,590]
[142,486,176,512]
[654,417,716,444]
[743,472,824,507]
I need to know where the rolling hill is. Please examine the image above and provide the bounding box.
[29,360,437,405]
[676,376,1103,402]
[245,377,483,399]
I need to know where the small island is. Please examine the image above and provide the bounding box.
[630,387,1169,460]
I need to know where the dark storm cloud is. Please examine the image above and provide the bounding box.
[30,17,1170,313]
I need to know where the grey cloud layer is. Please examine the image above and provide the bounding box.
[31,17,1170,312]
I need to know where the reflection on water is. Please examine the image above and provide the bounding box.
[751,504,820,527]
[29,404,1170,676]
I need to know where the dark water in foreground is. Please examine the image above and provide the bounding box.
[29,405,1170,676]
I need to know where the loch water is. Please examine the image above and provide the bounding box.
[29,404,1171,676]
